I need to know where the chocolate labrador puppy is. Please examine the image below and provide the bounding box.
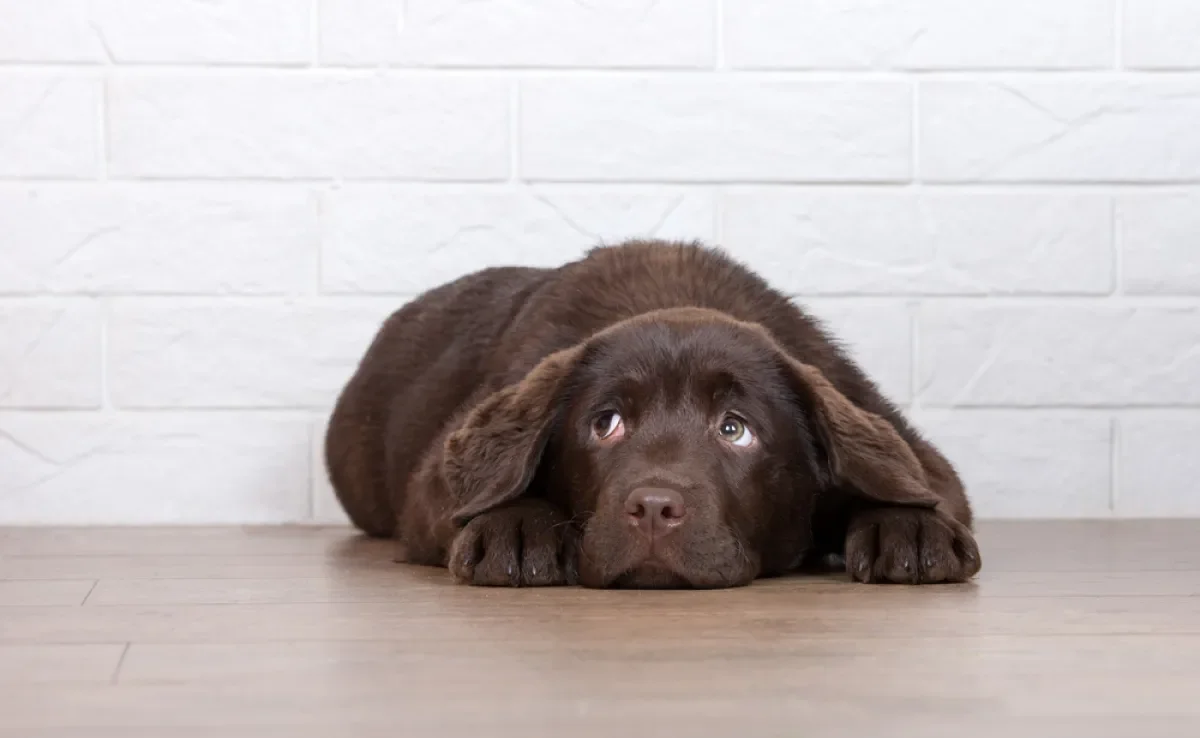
[325,240,980,588]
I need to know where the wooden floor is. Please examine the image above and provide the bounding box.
[1,522,1199,737]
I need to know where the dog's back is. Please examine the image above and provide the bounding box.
[324,265,550,536]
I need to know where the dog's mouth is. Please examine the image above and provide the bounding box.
[578,539,759,590]
[576,538,699,589]
[573,511,763,589]
[609,560,692,589]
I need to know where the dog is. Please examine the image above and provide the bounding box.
[325,240,980,588]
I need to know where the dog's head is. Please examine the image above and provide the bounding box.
[443,308,938,588]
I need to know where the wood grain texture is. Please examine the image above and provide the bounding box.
[1,521,1198,737]
[0,579,95,606]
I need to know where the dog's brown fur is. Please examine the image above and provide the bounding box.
[325,240,980,588]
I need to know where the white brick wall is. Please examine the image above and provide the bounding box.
[2,1,1198,524]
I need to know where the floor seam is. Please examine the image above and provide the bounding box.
[80,579,99,606]
[109,642,131,685]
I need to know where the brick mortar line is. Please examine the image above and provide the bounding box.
[3,181,1200,195]
[7,65,1200,78]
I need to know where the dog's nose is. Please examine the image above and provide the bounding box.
[624,488,686,537]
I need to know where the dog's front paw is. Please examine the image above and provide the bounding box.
[448,501,577,587]
[845,507,980,584]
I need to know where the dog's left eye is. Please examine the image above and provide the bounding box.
[591,411,624,441]
[717,415,754,447]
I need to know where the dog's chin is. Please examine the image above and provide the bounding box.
[576,533,761,590]
[610,563,693,589]
[604,558,759,589]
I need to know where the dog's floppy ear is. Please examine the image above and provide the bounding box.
[786,359,940,508]
[443,344,584,525]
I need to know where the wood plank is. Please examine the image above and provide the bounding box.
[7,592,1200,644]
[0,526,361,557]
[0,553,399,581]
[1,522,1199,737]
[1,681,1198,734]
[82,568,1200,606]
[86,575,416,606]
[3,720,1192,738]
[0,645,126,684]
[967,569,1200,597]
[2,520,1198,566]
[0,580,95,606]
[114,635,1200,685]
[2,521,1198,582]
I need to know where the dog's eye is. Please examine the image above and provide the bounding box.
[592,411,624,441]
[717,415,754,448]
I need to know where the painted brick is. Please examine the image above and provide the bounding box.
[0,412,311,523]
[88,0,311,64]
[0,186,317,295]
[320,0,714,68]
[310,413,351,525]
[914,410,1113,518]
[0,0,105,63]
[321,186,715,293]
[918,306,1200,407]
[108,300,394,408]
[1,0,1198,521]
[520,79,911,182]
[805,301,912,404]
[920,80,1200,182]
[722,191,1112,295]
[0,302,101,409]
[1119,193,1200,295]
[108,75,510,180]
[725,0,1114,70]
[1125,0,1200,69]
[0,76,101,178]
[1118,413,1200,516]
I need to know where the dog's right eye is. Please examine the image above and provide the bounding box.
[591,411,624,441]
[717,414,755,448]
